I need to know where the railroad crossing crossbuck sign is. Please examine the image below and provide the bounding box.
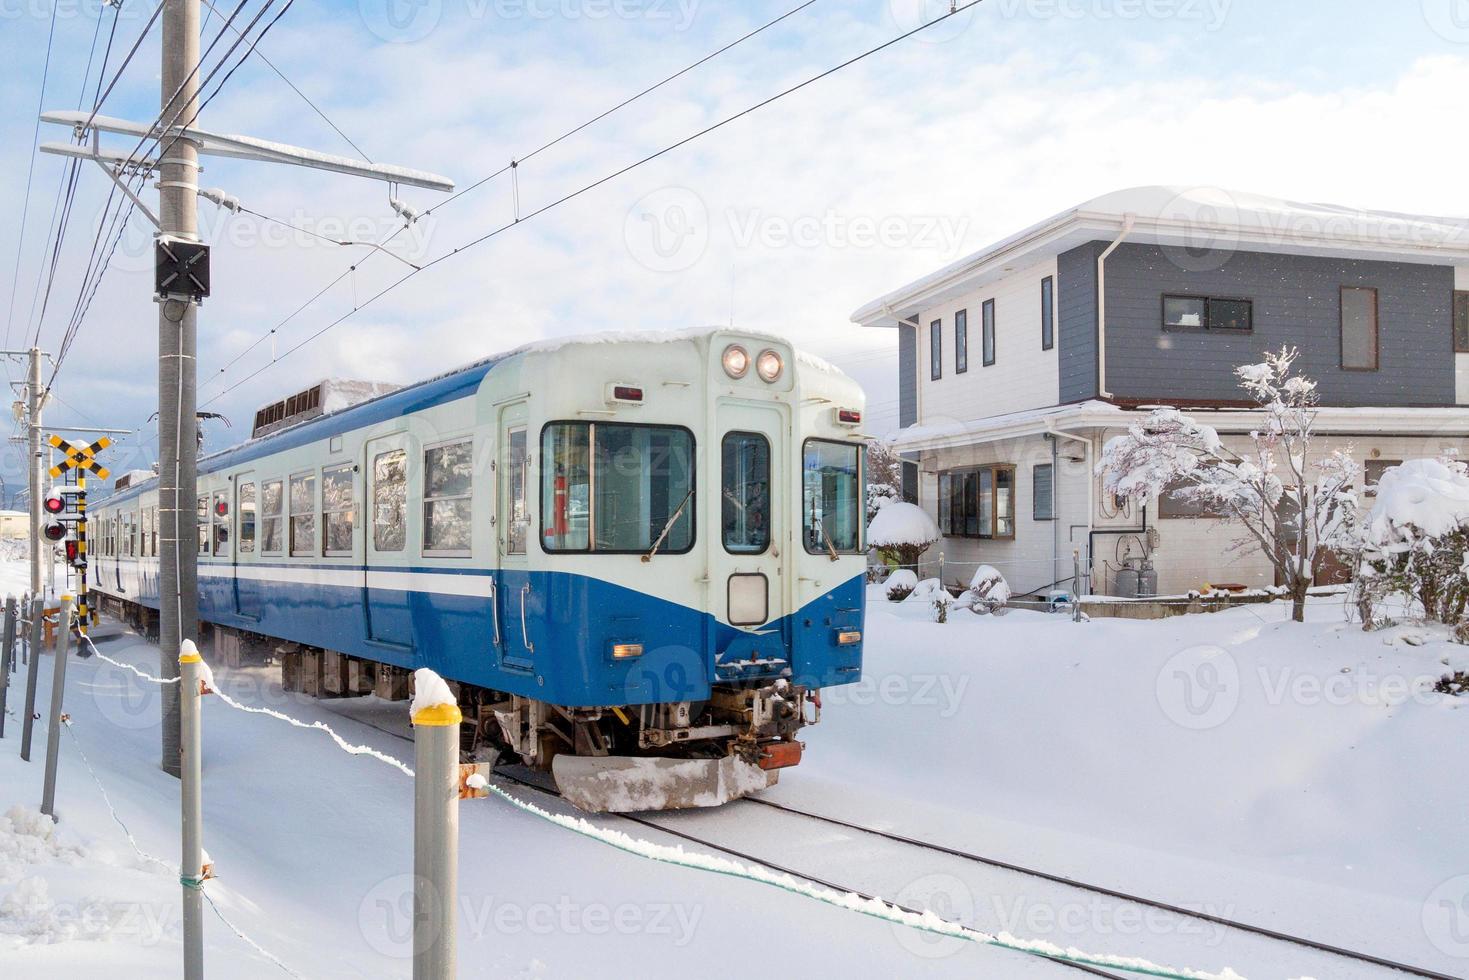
[48,435,112,480]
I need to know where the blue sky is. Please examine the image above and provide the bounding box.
[0,0,1466,492]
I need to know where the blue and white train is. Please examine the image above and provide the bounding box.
[90,330,867,810]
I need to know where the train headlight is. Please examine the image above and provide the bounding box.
[756,349,783,383]
[721,345,750,379]
[611,643,644,660]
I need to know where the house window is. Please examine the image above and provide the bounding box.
[1041,276,1054,351]
[937,464,1016,539]
[930,319,942,380]
[1454,291,1469,353]
[1033,463,1055,521]
[289,471,317,556]
[261,479,284,553]
[1364,459,1402,497]
[955,309,968,374]
[322,465,354,555]
[982,299,996,366]
[1158,478,1226,519]
[424,441,473,555]
[1341,286,1379,370]
[1163,295,1252,331]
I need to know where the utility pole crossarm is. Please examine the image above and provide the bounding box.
[39,109,455,192]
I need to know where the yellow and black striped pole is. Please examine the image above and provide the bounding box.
[76,473,88,636]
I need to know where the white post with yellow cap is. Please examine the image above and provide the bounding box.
[179,639,205,979]
[39,593,73,817]
[412,672,461,980]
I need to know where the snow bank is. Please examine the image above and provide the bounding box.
[867,502,939,548]
[1367,458,1469,543]
[410,668,456,717]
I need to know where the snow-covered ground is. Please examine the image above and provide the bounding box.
[1,569,1465,978]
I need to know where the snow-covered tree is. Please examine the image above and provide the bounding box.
[1097,347,1359,623]
[1337,457,1469,632]
[865,441,904,521]
[867,501,939,576]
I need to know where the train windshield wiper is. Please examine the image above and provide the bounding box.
[642,488,695,563]
[820,523,840,563]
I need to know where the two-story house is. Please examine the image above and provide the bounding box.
[853,186,1469,598]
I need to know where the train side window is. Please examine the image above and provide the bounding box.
[506,429,527,555]
[239,483,257,554]
[802,439,863,555]
[373,450,407,552]
[424,441,472,556]
[150,506,158,556]
[196,497,209,556]
[290,471,317,556]
[212,490,230,555]
[722,432,770,555]
[261,480,284,554]
[322,465,354,556]
[140,507,151,558]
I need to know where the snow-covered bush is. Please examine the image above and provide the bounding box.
[955,565,1010,615]
[908,577,954,621]
[884,568,918,602]
[1340,458,1469,631]
[865,441,904,522]
[867,483,900,523]
[1098,347,1358,623]
[867,502,939,576]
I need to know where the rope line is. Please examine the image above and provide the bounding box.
[74,643,1244,980]
[61,716,304,979]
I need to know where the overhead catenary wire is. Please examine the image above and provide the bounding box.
[201,0,996,409]
[196,0,821,396]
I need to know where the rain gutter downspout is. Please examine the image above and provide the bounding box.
[1096,214,1136,402]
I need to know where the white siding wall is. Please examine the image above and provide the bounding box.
[910,428,1466,599]
[916,256,1060,427]
[917,433,1091,596]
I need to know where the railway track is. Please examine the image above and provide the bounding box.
[319,698,1450,980]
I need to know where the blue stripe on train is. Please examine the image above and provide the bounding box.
[97,563,864,706]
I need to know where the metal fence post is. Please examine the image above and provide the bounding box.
[1072,549,1084,623]
[179,639,206,980]
[0,597,16,738]
[20,596,43,759]
[40,594,73,816]
[412,698,461,980]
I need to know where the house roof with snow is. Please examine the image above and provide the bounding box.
[851,186,1469,328]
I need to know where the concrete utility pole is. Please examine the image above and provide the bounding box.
[157,0,202,779]
[27,347,44,599]
[413,699,462,980]
[40,593,73,817]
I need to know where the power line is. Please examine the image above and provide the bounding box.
[198,0,372,161]
[199,0,819,393]
[4,1,62,352]
[201,0,991,409]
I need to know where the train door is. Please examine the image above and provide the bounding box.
[234,473,261,620]
[715,402,788,639]
[496,403,534,673]
[364,433,414,649]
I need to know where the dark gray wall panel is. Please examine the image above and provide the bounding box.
[1058,242,1103,402]
[1101,243,1456,406]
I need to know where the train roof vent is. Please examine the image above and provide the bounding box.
[113,468,158,491]
[250,379,400,440]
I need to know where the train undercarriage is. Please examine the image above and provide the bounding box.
[101,597,817,812]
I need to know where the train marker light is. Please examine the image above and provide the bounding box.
[43,491,65,514]
[836,408,862,426]
[721,344,750,379]
[607,384,644,405]
[611,643,644,660]
[836,630,862,646]
[755,349,783,383]
[43,521,67,542]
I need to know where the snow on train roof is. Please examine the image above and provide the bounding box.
[95,329,847,505]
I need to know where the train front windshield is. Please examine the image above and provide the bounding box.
[802,439,862,555]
